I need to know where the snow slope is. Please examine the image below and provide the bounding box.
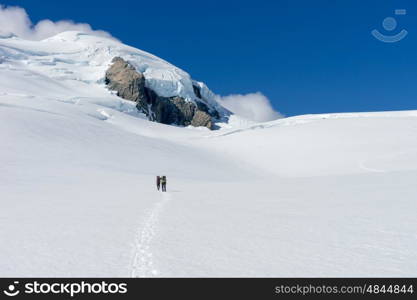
[1,32,417,277]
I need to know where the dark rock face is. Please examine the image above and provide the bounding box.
[191,110,212,128]
[105,57,219,129]
[104,57,147,103]
[192,84,202,99]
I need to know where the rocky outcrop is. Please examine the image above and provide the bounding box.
[104,57,147,103]
[191,110,212,128]
[105,57,220,129]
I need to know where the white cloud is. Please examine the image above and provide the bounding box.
[0,5,115,41]
[217,92,283,122]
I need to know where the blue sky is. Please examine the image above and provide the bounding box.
[2,0,417,116]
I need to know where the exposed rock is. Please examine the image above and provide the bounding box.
[105,57,219,129]
[104,57,147,103]
[171,96,196,125]
[192,84,202,99]
[191,110,212,128]
[145,89,212,128]
[144,88,191,125]
[193,86,221,120]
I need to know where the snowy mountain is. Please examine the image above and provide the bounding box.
[1,32,417,277]
[0,31,227,128]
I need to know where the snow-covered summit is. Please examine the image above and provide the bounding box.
[0,31,222,112]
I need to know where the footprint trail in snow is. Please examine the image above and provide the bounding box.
[131,192,171,277]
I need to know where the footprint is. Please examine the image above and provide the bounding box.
[131,194,170,277]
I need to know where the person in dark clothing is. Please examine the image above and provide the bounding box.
[161,176,167,192]
[156,176,161,191]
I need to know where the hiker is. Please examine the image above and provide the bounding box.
[156,175,161,191]
[161,176,167,192]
